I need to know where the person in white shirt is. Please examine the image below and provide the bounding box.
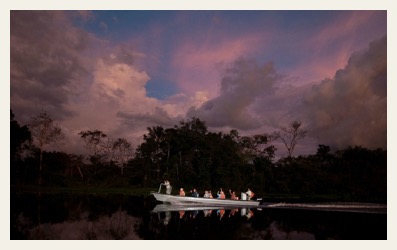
[162,180,172,194]
[245,188,254,200]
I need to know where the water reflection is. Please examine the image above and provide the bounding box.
[150,206,310,240]
[152,204,256,222]
[11,193,387,240]
[11,193,146,240]
[16,209,142,240]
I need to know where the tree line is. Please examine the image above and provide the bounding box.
[10,110,386,202]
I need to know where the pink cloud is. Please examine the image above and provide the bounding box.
[170,34,266,99]
[288,11,386,85]
[302,36,386,150]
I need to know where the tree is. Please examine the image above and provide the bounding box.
[78,130,107,157]
[135,126,168,182]
[11,110,32,185]
[10,110,31,161]
[112,138,133,175]
[28,111,64,185]
[274,121,307,158]
[238,134,276,161]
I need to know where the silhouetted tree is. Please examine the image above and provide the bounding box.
[112,138,133,175]
[11,110,32,185]
[274,121,307,157]
[78,130,107,157]
[28,111,64,185]
[10,110,31,161]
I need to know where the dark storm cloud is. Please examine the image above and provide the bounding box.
[8,10,387,157]
[302,36,387,150]
[10,11,95,121]
[186,36,387,153]
[117,107,182,128]
[187,58,283,130]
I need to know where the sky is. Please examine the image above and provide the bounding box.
[8,9,387,158]
[2,1,396,248]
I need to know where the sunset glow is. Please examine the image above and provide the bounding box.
[9,9,387,157]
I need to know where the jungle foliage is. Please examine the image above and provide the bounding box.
[10,110,386,203]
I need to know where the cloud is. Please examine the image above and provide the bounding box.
[170,35,264,98]
[62,54,162,151]
[117,107,182,129]
[302,36,387,150]
[10,11,387,157]
[10,11,183,154]
[185,35,387,154]
[10,11,97,122]
[273,11,387,86]
[187,58,283,130]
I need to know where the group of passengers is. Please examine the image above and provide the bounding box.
[162,180,255,200]
[178,186,254,200]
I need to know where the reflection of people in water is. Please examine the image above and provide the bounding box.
[217,209,225,220]
[229,208,238,217]
[246,209,254,219]
[163,211,171,225]
[191,210,199,219]
[203,209,212,217]
[179,210,185,219]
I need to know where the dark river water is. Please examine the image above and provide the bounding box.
[10,193,386,240]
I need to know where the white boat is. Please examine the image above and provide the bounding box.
[151,191,260,207]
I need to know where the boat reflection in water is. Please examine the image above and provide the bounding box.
[11,193,386,240]
[152,204,255,223]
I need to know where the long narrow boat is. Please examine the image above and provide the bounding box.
[151,191,260,206]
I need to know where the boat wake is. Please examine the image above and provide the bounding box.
[151,202,386,214]
[262,202,387,214]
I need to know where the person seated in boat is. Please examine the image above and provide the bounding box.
[208,190,213,198]
[229,190,238,200]
[179,188,186,196]
[217,188,225,199]
[203,190,210,198]
[245,188,254,200]
[161,180,172,195]
[191,188,199,197]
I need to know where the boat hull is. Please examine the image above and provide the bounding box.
[151,192,260,206]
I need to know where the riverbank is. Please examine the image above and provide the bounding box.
[11,184,154,196]
[10,184,386,204]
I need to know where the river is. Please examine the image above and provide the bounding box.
[10,193,386,240]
